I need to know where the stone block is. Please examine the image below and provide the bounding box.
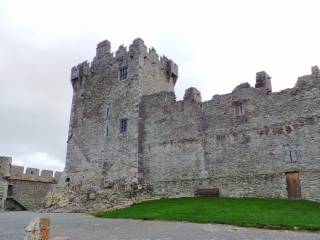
[255,71,272,92]
[24,217,51,240]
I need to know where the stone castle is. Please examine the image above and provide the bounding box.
[0,156,61,211]
[44,38,320,211]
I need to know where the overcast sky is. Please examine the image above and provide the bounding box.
[1,0,320,172]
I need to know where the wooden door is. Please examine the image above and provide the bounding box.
[286,172,301,199]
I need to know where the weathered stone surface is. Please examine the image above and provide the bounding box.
[255,71,272,92]
[48,38,320,212]
[0,156,11,211]
[232,82,251,92]
[0,157,61,210]
[24,217,51,240]
[184,87,202,102]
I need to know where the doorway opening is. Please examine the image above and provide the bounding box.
[285,171,301,199]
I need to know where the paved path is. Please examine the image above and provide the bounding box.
[0,211,319,240]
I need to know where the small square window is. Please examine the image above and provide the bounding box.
[119,66,128,80]
[120,118,128,133]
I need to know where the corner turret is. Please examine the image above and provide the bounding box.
[255,71,272,92]
[0,156,12,178]
[311,65,320,77]
[96,40,111,59]
[184,87,202,102]
[70,61,90,92]
[295,65,320,91]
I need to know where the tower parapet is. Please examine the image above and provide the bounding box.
[255,71,272,92]
[70,38,178,96]
[295,65,320,91]
[70,61,90,92]
[184,87,202,102]
[96,39,111,59]
[0,156,12,178]
[311,65,320,76]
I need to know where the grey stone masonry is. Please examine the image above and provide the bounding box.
[0,156,62,210]
[0,156,11,210]
[47,38,320,212]
[255,71,272,92]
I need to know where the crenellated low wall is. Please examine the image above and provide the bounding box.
[10,165,62,183]
[0,157,62,210]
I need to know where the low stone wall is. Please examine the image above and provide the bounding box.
[0,156,62,210]
[9,179,55,210]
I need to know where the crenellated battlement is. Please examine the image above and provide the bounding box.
[9,165,62,183]
[0,156,61,210]
[0,156,61,183]
[146,66,319,107]
[295,66,320,92]
[209,66,318,102]
[70,38,178,94]
[0,156,12,178]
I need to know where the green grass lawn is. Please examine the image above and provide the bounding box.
[94,197,320,231]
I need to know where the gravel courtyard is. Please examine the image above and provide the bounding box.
[0,211,319,240]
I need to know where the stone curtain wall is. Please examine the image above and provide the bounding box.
[142,67,320,201]
[9,180,55,210]
[141,92,207,197]
[9,166,61,210]
[53,38,320,212]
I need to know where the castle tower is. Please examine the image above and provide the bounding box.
[61,38,178,210]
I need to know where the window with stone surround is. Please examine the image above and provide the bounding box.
[106,108,110,118]
[119,66,128,80]
[106,125,109,137]
[216,135,226,146]
[234,102,244,116]
[120,118,128,133]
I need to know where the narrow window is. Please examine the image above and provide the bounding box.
[106,108,109,118]
[119,66,128,80]
[106,126,109,137]
[235,103,244,116]
[7,185,13,197]
[120,118,128,133]
[289,150,293,162]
